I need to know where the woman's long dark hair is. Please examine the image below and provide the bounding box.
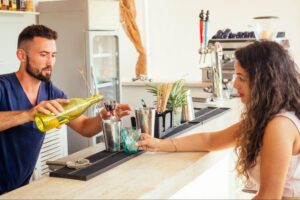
[234,41,300,178]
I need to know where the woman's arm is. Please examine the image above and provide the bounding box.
[174,122,240,151]
[254,116,298,199]
[138,122,240,152]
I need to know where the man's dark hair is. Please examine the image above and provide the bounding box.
[17,24,58,48]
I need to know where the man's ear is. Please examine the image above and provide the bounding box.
[16,49,26,63]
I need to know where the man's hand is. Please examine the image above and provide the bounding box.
[28,99,70,121]
[100,103,132,120]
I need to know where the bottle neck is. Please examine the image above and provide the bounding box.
[86,93,103,104]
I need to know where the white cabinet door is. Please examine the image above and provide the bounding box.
[87,31,121,103]
[32,126,68,181]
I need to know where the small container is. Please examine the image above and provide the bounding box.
[102,118,122,152]
[154,109,172,138]
[181,89,195,122]
[25,0,33,11]
[135,107,155,137]
[1,0,9,10]
[17,0,25,11]
[121,128,141,154]
[253,16,279,41]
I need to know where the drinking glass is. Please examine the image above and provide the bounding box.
[121,128,141,154]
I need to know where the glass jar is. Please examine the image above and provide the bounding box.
[253,16,279,41]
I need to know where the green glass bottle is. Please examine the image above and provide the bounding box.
[35,93,103,133]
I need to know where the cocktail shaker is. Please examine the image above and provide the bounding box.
[102,118,122,152]
[181,90,195,122]
[135,107,155,137]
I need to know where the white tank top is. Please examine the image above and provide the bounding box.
[246,111,300,197]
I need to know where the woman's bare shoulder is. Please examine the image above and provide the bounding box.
[264,115,299,154]
[267,115,298,135]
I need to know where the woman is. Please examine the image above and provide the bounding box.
[137,41,300,199]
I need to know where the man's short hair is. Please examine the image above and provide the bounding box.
[18,24,58,48]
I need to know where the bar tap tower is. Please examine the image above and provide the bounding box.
[198,10,224,101]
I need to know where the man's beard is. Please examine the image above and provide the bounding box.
[25,56,52,82]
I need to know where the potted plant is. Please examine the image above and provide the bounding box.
[146,79,187,127]
[166,79,188,126]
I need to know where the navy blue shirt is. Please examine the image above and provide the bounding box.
[0,73,66,195]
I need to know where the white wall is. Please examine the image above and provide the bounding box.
[3,0,300,81]
[119,0,300,82]
[0,14,37,74]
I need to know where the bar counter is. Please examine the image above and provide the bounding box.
[1,98,248,199]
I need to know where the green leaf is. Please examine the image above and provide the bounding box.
[167,79,188,109]
[146,80,188,110]
[146,84,158,97]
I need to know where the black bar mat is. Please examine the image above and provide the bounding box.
[161,107,230,139]
[160,122,196,139]
[50,151,143,181]
[190,107,230,124]
[49,106,230,181]
[194,107,217,118]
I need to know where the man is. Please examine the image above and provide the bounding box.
[0,25,131,195]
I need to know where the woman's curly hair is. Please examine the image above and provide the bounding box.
[234,41,300,179]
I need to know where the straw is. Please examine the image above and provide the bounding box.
[156,83,173,113]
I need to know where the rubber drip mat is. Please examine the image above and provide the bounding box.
[50,151,143,181]
[194,107,214,118]
[49,106,230,181]
[160,123,196,139]
[189,107,229,124]
[161,107,230,139]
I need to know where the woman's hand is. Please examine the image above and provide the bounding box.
[137,133,162,152]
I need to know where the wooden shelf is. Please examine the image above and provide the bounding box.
[0,10,39,15]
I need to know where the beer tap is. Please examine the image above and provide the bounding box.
[199,10,205,64]
[203,10,210,63]
[199,10,210,65]
[201,42,224,101]
[204,10,209,47]
[197,9,224,101]
[211,42,224,101]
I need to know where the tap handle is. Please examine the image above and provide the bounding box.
[199,10,204,46]
[204,10,209,46]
